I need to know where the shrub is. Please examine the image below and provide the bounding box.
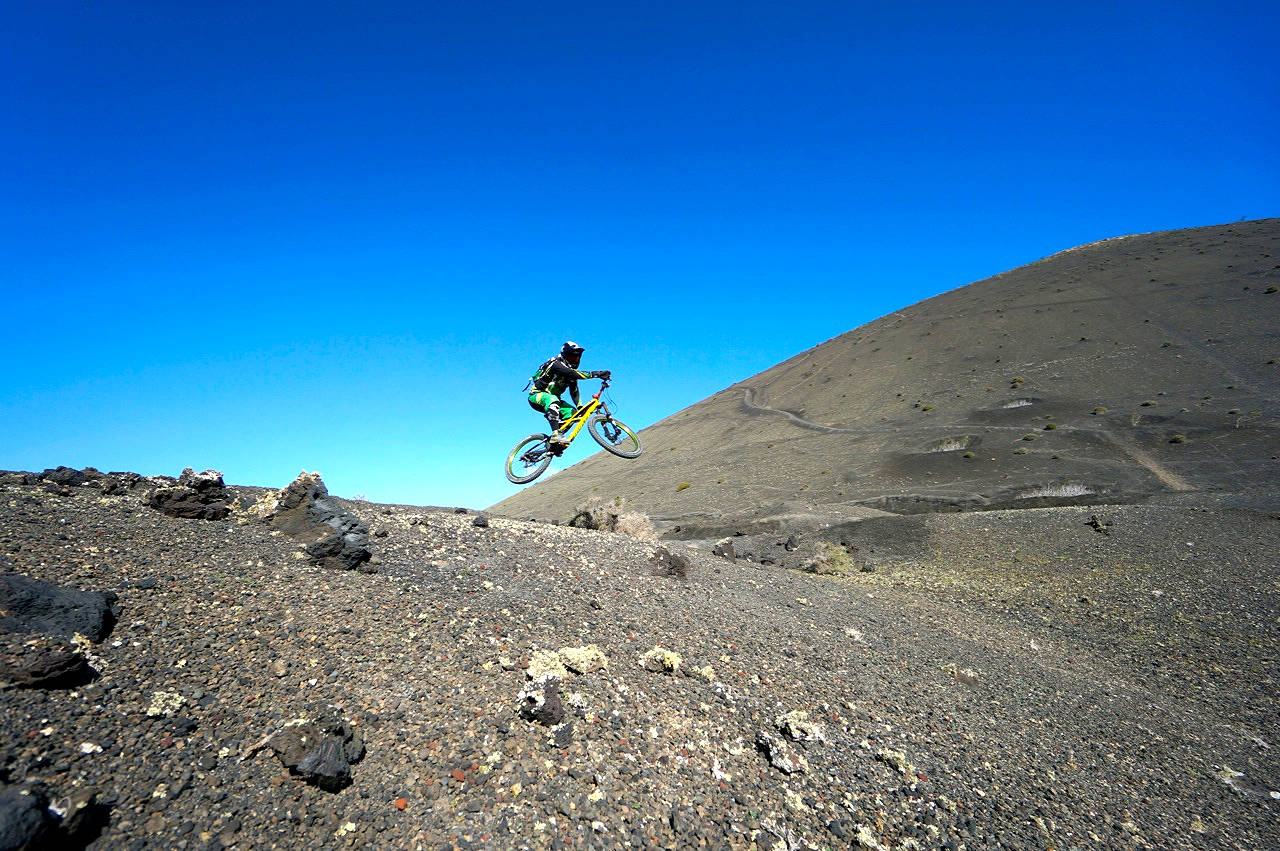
[807,541,854,575]
[1043,423,1057,430]
[569,498,656,540]
[675,482,691,492]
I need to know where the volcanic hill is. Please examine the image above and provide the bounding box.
[2,219,1278,851]
[490,219,1280,535]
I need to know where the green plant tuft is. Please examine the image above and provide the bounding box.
[807,541,854,575]
[675,482,691,492]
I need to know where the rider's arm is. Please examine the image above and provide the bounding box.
[545,360,593,382]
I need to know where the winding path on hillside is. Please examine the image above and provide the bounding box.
[741,386,1194,491]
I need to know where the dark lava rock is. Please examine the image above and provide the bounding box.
[784,533,800,552]
[0,636,97,689]
[147,468,232,521]
[0,471,37,486]
[39,466,100,488]
[99,472,144,496]
[1086,514,1114,535]
[650,546,690,579]
[256,473,373,572]
[268,713,365,792]
[471,513,490,528]
[754,730,808,775]
[0,573,119,642]
[517,676,565,726]
[56,789,109,847]
[0,784,53,850]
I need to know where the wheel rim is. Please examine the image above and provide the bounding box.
[588,416,641,457]
[506,435,552,483]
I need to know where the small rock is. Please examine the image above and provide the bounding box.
[559,645,608,675]
[650,547,690,579]
[471,514,490,528]
[774,710,825,743]
[527,650,569,680]
[638,647,682,675]
[267,713,364,792]
[0,636,97,689]
[517,676,564,726]
[755,730,808,774]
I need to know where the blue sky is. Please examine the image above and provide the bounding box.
[2,1,1276,508]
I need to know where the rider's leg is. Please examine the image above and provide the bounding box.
[529,391,568,436]
[547,401,575,443]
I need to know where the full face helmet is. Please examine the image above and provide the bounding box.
[560,340,584,368]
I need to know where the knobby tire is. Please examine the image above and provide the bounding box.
[505,434,553,484]
[587,415,643,458]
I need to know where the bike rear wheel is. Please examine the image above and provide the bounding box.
[505,434,554,484]
[587,415,642,458]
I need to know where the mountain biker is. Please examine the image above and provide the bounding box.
[528,341,611,447]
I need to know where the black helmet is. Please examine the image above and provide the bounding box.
[560,340,584,367]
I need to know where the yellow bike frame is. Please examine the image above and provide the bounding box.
[557,393,604,445]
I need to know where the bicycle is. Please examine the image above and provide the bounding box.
[504,379,643,484]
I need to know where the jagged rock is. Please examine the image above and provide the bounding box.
[712,538,735,559]
[39,466,101,488]
[0,574,119,642]
[51,789,108,846]
[755,730,809,774]
[268,713,364,792]
[875,747,915,776]
[774,710,825,743]
[98,471,143,496]
[0,471,37,486]
[517,675,564,726]
[650,546,690,578]
[784,533,800,552]
[1086,514,1114,535]
[0,784,53,850]
[471,513,490,528]
[559,644,608,675]
[527,649,570,680]
[246,472,372,571]
[638,646,682,674]
[147,468,231,520]
[0,635,97,689]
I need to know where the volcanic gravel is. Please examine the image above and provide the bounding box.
[2,480,1278,849]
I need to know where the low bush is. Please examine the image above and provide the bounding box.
[569,498,656,540]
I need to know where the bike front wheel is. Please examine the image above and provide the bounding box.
[587,415,643,458]
[505,434,553,484]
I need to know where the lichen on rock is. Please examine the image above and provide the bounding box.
[638,646,682,674]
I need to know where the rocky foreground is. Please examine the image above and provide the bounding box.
[2,469,1278,850]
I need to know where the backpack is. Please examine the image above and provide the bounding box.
[524,358,555,392]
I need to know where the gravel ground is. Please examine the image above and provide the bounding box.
[2,480,1278,849]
